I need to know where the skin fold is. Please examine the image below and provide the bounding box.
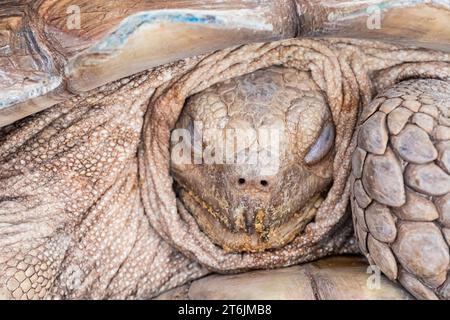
[0,38,449,299]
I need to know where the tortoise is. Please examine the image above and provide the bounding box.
[0,0,449,300]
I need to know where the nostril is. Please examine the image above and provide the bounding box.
[238,178,246,185]
[260,180,268,187]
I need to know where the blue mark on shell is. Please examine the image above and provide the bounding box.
[93,11,221,53]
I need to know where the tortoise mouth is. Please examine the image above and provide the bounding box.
[175,185,324,253]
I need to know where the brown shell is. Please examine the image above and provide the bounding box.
[0,0,449,127]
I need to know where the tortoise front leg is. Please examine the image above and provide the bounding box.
[351,79,450,300]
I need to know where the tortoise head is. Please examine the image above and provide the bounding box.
[170,67,335,252]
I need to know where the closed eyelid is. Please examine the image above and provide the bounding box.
[304,121,335,165]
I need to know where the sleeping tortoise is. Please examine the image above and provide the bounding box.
[0,0,449,300]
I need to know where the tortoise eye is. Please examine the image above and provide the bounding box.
[304,121,335,165]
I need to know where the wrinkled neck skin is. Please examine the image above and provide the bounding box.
[140,38,450,274]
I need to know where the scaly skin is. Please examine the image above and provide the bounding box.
[352,79,450,299]
[0,59,208,299]
[0,38,449,299]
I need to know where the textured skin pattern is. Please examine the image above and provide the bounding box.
[1,38,450,299]
[351,79,450,299]
[0,61,207,299]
